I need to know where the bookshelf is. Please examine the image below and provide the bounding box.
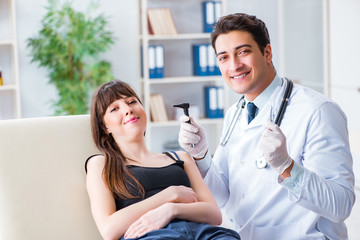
[138,0,227,154]
[0,0,21,120]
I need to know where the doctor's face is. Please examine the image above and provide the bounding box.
[215,30,274,101]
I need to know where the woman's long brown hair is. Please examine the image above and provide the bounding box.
[90,80,144,199]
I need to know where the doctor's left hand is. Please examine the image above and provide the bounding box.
[258,121,293,176]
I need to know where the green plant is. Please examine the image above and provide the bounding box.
[27,0,115,115]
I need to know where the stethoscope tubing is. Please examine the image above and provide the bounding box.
[220,95,245,146]
[220,78,293,147]
[274,78,293,126]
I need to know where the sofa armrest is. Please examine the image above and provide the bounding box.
[0,115,101,240]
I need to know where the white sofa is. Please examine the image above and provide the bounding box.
[1,114,358,239]
[0,115,101,240]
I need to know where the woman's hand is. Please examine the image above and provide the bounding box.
[166,185,198,203]
[123,186,197,238]
[124,203,174,239]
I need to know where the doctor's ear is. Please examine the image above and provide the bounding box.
[264,44,273,63]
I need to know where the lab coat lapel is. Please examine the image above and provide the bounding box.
[246,80,286,129]
[247,104,273,129]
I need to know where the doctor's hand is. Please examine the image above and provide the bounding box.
[258,121,293,175]
[178,115,208,160]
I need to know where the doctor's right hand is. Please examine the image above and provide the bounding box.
[178,115,208,160]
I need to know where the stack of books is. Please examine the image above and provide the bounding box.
[202,1,222,33]
[150,94,168,122]
[204,86,224,118]
[148,45,164,79]
[147,8,178,35]
[192,43,221,76]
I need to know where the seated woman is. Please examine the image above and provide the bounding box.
[85,80,240,240]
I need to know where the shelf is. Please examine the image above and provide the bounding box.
[143,76,223,84]
[0,40,13,46]
[138,0,226,153]
[0,84,17,91]
[0,0,21,119]
[140,33,211,41]
[149,118,223,127]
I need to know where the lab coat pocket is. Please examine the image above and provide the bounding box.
[248,222,303,240]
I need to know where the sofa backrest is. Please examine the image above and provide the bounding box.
[0,115,101,239]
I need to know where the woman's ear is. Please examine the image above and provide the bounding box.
[104,125,111,134]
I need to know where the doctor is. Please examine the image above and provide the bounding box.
[178,13,355,239]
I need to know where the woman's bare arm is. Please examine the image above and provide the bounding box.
[86,155,198,240]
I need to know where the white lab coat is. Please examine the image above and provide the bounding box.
[201,78,355,240]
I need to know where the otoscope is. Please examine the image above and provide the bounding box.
[173,103,191,123]
[173,103,193,147]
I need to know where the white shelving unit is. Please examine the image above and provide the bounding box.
[138,0,227,154]
[0,0,21,119]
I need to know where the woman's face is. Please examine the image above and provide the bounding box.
[103,95,147,142]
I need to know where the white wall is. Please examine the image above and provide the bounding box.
[15,0,138,118]
[328,7,360,238]
[14,0,325,118]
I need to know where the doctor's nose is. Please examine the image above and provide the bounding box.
[229,57,244,72]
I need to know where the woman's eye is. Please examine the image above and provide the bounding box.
[129,100,137,104]
[110,107,118,112]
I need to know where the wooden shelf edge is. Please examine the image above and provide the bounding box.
[0,85,17,91]
[143,76,223,84]
[149,118,223,127]
[140,33,211,41]
[0,40,14,45]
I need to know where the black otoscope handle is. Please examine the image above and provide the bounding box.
[173,103,191,123]
[183,108,190,123]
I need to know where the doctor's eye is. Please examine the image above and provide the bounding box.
[218,56,227,62]
[238,49,250,55]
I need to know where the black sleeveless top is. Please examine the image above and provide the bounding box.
[85,151,191,210]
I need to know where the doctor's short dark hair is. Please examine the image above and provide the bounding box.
[211,13,271,55]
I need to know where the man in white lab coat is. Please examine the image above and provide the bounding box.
[178,13,355,239]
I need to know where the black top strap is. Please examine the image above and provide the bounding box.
[84,154,103,173]
[163,151,181,162]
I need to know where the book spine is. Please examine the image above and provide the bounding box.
[148,46,156,78]
[214,1,222,22]
[202,1,215,33]
[192,44,208,76]
[205,86,218,118]
[155,45,164,78]
[205,86,224,118]
[217,86,224,117]
[148,45,164,79]
[207,44,216,75]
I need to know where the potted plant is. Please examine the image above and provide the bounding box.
[27,0,115,115]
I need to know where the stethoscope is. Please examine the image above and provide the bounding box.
[220,78,293,169]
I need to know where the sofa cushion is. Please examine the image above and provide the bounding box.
[0,115,101,239]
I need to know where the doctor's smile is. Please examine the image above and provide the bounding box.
[231,72,250,80]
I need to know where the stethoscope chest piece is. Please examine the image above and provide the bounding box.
[256,156,268,169]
